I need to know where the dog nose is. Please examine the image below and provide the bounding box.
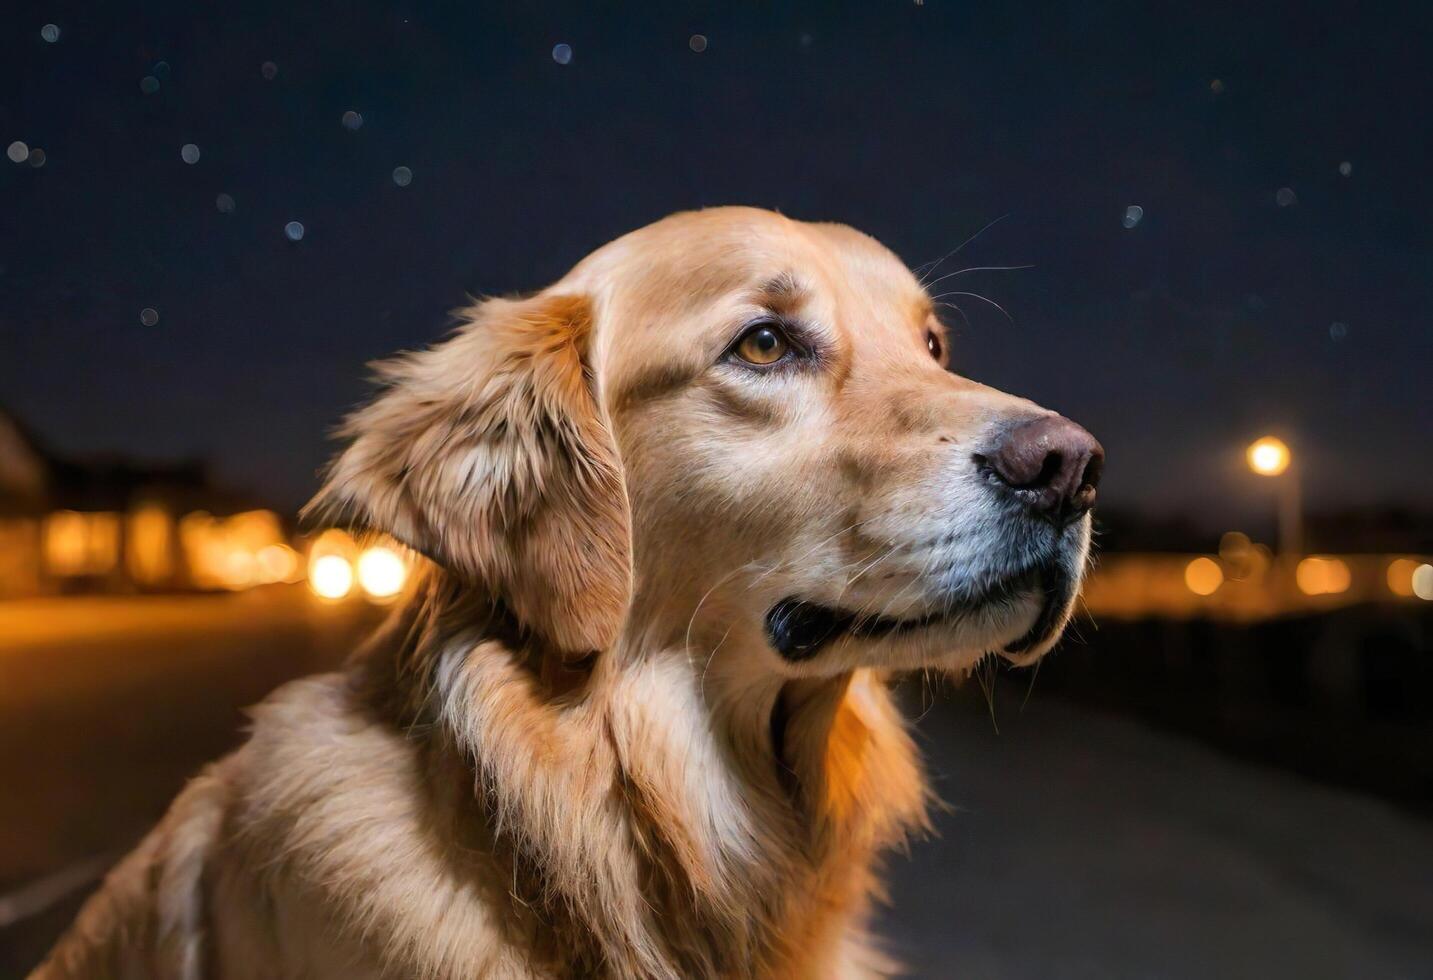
[983,415,1103,524]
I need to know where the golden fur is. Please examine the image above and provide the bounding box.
[37,208,1092,978]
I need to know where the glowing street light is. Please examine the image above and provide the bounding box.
[356,546,407,599]
[1246,436,1301,556]
[309,554,354,599]
[1246,436,1291,476]
[1414,564,1433,602]
[1184,557,1224,596]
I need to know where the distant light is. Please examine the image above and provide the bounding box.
[7,141,29,164]
[1413,564,1433,601]
[1275,187,1297,207]
[1246,436,1291,476]
[41,24,61,43]
[215,192,235,213]
[392,165,412,187]
[1122,205,1144,229]
[261,61,278,80]
[1184,557,1223,596]
[255,543,300,584]
[1297,556,1350,596]
[220,550,256,590]
[27,148,45,168]
[284,220,305,241]
[1209,78,1224,94]
[552,43,573,65]
[689,34,708,53]
[341,110,363,130]
[309,554,353,599]
[139,307,159,327]
[1387,558,1419,597]
[1338,161,1353,177]
[180,143,201,164]
[140,75,160,95]
[357,546,406,599]
[1329,321,1347,341]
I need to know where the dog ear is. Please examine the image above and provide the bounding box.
[305,292,632,655]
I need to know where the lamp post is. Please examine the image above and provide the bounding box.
[1246,436,1302,557]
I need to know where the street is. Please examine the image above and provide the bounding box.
[3,592,1432,977]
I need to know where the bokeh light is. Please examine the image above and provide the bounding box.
[1184,557,1223,596]
[552,43,573,65]
[260,61,278,80]
[255,543,300,584]
[689,34,709,53]
[308,554,354,599]
[139,308,159,327]
[1122,205,1144,228]
[1296,557,1351,596]
[180,143,201,164]
[7,141,29,164]
[140,75,160,94]
[1246,436,1290,476]
[356,546,406,599]
[341,110,364,131]
[215,193,235,213]
[1414,564,1433,602]
[284,220,305,241]
[1387,558,1419,597]
[41,24,61,43]
[392,166,412,187]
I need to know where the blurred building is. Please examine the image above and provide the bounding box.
[0,409,294,597]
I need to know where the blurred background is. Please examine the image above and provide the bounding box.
[2,1,1431,976]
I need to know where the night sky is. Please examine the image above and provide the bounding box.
[3,1,1430,535]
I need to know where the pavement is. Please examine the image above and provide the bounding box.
[882,685,1433,979]
[2,591,1431,978]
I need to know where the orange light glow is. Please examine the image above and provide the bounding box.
[1296,556,1351,596]
[255,543,301,584]
[308,554,354,599]
[1184,557,1223,596]
[356,546,406,599]
[44,510,120,576]
[180,509,287,589]
[1246,436,1291,476]
[126,504,174,585]
[1387,558,1419,597]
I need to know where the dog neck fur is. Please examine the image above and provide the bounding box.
[351,564,931,979]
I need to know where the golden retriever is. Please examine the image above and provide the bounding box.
[37,207,1101,979]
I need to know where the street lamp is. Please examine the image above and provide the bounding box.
[1246,436,1290,477]
[1246,436,1301,556]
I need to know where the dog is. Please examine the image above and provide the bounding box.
[37,207,1101,978]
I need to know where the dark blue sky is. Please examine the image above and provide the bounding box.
[3,1,1430,534]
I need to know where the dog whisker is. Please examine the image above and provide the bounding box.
[930,290,1015,324]
[921,263,1034,292]
[914,214,1010,286]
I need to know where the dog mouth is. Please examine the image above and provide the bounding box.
[765,561,1073,663]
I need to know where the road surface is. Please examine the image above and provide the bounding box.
[2,591,1431,977]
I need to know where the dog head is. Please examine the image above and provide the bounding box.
[310,207,1101,679]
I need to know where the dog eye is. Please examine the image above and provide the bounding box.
[733,322,791,366]
[926,329,944,361]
